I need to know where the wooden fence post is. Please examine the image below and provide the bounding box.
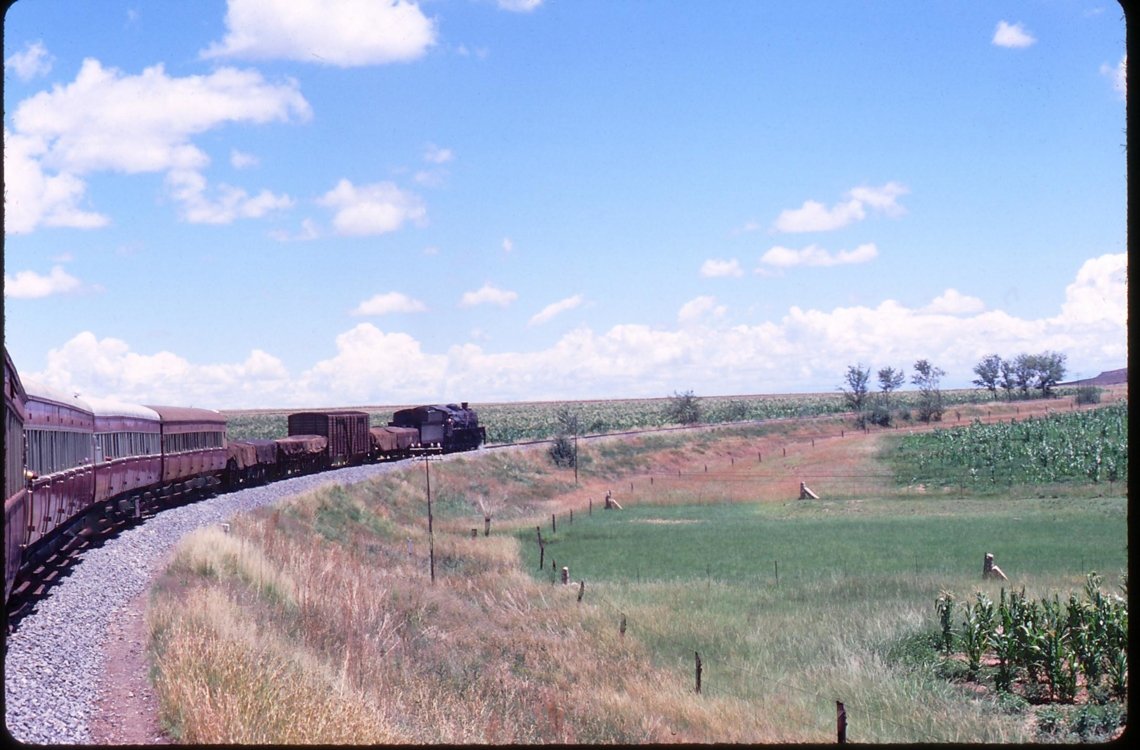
[694,651,702,694]
[577,580,585,602]
[836,701,847,743]
[484,515,491,536]
[552,513,556,534]
[620,614,627,638]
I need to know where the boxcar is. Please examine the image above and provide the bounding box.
[147,405,228,491]
[86,396,163,510]
[4,349,28,601]
[21,380,97,549]
[287,410,369,468]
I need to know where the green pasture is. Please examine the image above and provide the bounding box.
[520,495,1127,742]
[527,496,1127,588]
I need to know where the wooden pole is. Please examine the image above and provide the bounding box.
[836,701,847,743]
[577,580,585,603]
[694,651,702,694]
[484,515,491,536]
[552,513,556,534]
[425,457,434,584]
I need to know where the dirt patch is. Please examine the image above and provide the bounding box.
[89,586,170,745]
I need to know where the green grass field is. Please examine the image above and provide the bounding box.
[525,496,1127,586]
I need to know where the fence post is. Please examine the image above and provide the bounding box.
[694,651,702,694]
[552,513,556,534]
[836,701,847,743]
[484,515,491,536]
[577,580,585,602]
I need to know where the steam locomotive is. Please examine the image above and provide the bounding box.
[3,348,485,604]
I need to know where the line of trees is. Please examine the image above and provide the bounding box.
[842,350,1073,427]
[841,360,946,426]
[971,351,1067,400]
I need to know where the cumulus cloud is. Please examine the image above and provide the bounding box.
[31,332,293,407]
[678,296,726,326]
[6,59,310,232]
[498,0,544,11]
[317,179,426,235]
[424,144,453,164]
[460,283,518,308]
[166,169,293,224]
[700,258,743,278]
[923,289,986,315]
[993,20,1036,49]
[759,243,878,269]
[353,291,428,316]
[28,255,1126,407]
[529,294,583,326]
[5,40,53,81]
[3,265,82,298]
[1053,253,1127,327]
[201,0,437,66]
[772,182,907,233]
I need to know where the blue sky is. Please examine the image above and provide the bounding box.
[3,0,1128,409]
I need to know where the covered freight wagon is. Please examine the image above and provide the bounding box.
[287,410,369,468]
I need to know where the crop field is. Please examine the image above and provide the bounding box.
[888,401,1128,489]
[151,396,1128,743]
[221,386,1107,443]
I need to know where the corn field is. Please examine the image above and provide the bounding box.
[893,402,1128,488]
[936,573,1128,704]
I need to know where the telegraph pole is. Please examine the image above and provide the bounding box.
[424,455,435,583]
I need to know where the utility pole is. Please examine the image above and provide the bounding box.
[573,432,578,485]
[424,455,435,583]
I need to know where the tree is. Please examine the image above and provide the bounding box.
[1030,351,1067,398]
[1012,353,1036,397]
[665,390,702,425]
[877,366,905,398]
[840,364,871,413]
[972,354,1003,398]
[998,358,1017,400]
[912,358,946,422]
[548,405,580,468]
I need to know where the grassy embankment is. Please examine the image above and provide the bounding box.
[148,394,1127,742]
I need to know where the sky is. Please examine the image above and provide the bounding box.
[2,0,1129,410]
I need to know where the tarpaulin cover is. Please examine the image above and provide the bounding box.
[275,435,327,457]
[369,426,418,452]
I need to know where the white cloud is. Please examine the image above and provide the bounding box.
[3,265,82,299]
[498,0,544,12]
[424,144,453,164]
[772,182,907,233]
[1053,253,1127,327]
[269,218,321,242]
[230,149,259,169]
[6,59,310,232]
[923,289,986,315]
[773,198,864,233]
[202,0,436,66]
[502,237,514,253]
[28,255,1126,406]
[460,283,518,308]
[31,332,293,407]
[759,242,878,269]
[5,40,53,81]
[353,291,428,316]
[166,168,293,224]
[1100,55,1126,99]
[317,179,426,235]
[3,128,109,233]
[678,296,726,326]
[529,294,583,326]
[700,258,743,278]
[992,21,1036,49]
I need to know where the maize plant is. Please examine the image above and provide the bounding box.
[933,574,1127,705]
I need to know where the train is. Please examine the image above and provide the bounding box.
[2,348,486,605]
